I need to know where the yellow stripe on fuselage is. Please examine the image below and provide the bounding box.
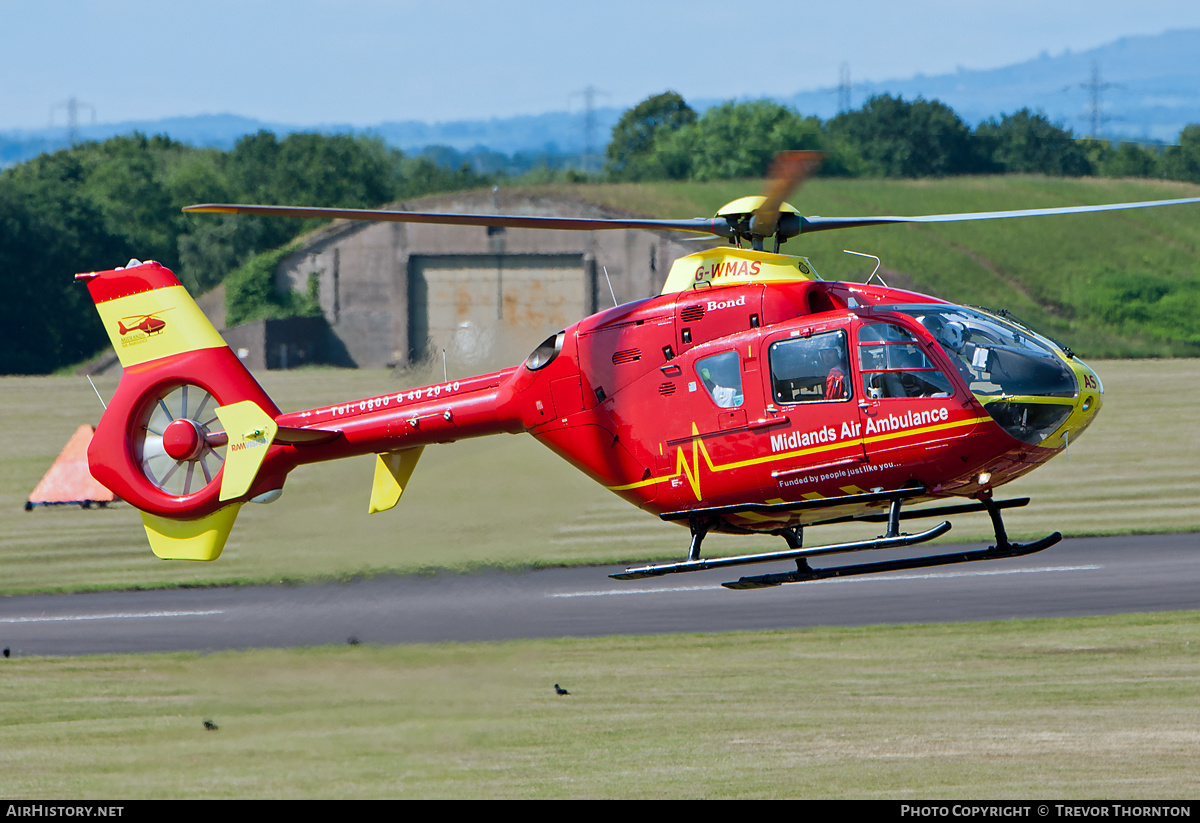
[607,415,987,497]
[94,285,227,369]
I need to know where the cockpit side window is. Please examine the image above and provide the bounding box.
[859,322,953,399]
[768,330,851,404]
[695,350,743,408]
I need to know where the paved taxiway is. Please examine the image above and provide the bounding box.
[1,534,1197,657]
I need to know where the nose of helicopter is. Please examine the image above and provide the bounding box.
[1043,358,1104,453]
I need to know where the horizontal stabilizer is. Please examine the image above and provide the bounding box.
[215,401,279,501]
[141,504,242,561]
[274,426,340,446]
[369,447,424,514]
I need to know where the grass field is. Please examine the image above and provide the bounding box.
[2,358,1197,594]
[1,613,1198,799]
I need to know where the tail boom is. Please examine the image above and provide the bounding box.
[273,368,524,464]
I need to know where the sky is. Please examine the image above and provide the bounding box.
[5,0,1200,131]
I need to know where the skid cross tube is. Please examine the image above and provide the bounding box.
[816,497,1031,526]
[686,517,713,561]
[658,486,929,522]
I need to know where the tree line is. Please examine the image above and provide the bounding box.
[605,91,1200,182]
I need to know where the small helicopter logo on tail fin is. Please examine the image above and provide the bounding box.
[117,311,170,338]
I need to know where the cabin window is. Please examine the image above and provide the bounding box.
[768,330,850,404]
[695,350,743,408]
[858,323,953,399]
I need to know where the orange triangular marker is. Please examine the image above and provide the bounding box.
[26,425,117,509]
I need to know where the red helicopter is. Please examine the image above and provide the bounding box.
[77,153,1200,588]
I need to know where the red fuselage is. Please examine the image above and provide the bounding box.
[236,277,1098,535]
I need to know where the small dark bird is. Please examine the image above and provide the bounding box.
[2,647,9,658]
[203,720,218,731]
[347,636,361,646]
[555,684,570,696]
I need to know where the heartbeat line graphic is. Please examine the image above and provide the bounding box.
[609,414,986,502]
[675,423,713,501]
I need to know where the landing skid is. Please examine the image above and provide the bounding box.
[610,520,953,580]
[723,531,1060,589]
[610,494,1061,590]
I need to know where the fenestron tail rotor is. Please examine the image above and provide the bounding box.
[136,384,227,497]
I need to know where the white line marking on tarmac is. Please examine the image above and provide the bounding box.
[550,565,1101,598]
[552,585,717,598]
[0,610,224,624]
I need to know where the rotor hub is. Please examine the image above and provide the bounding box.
[162,418,206,461]
[715,197,803,249]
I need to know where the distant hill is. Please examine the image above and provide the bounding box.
[787,29,1200,142]
[0,114,287,167]
[0,110,626,170]
[4,28,1200,168]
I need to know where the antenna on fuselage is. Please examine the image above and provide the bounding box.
[86,375,108,411]
[603,266,617,307]
[844,249,886,287]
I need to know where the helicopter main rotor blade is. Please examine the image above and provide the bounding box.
[183,203,737,239]
[798,195,1200,234]
[752,150,824,237]
[187,192,1200,246]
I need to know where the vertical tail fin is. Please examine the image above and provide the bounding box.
[78,260,285,560]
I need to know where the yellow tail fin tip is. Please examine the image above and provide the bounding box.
[368,447,424,514]
[141,504,242,561]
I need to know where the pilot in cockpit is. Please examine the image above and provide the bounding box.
[820,339,848,400]
[922,315,975,384]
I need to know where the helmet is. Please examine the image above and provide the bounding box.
[941,320,965,350]
[924,314,964,350]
